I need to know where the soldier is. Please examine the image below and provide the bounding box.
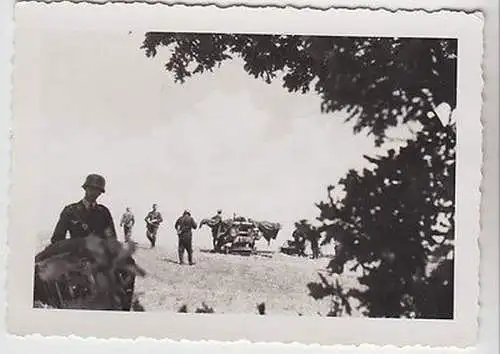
[120,207,135,243]
[145,204,163,248]
[47,174,137,311]
[292,227,307,257]
[310,228,321,259]
[212,209,223,223]
[51,174,117,244]
[210,209,223,251]
[175,210,198,265]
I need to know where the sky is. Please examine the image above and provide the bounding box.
[11,28,410,251]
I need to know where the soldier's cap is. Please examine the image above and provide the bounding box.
[82,174,106,193]
[217,209,222,214]
[183,210,190,215]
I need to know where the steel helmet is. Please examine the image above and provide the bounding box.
[82,174,106,193]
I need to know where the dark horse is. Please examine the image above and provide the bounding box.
[199,218,231,251]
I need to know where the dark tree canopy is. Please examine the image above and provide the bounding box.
[310,117,455,318]
[141,33,457,145]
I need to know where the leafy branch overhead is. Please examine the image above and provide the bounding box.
[141,33,457,145]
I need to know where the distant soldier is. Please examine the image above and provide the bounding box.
[212,209,223,224]
[145,204,163,248]
[211,209,223,249]
[292,228,307,257]
[310,228,321,259]
[120,207,135,243]
[175,210,198,265]
[51,174,117,244]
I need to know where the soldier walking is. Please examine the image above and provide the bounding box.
[120,207,135,243]
[175,210,198,265]
[145,204,163,248]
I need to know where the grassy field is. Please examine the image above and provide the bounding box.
[131,242,363,316]
[36,233,362,316]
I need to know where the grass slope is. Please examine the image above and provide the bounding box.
[133,243,361,316]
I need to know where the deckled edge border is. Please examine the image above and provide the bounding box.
[2,2,486,351]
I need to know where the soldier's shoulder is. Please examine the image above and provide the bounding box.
[62,201,83,213]
[96,203,111,212]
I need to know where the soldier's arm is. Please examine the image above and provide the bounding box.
[191,218,198,230]
[158,213,163,223]
[119,214,124,226]
[103,207,118,239]
[50,207,70,244]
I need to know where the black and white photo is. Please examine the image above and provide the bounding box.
[7,4,483,347]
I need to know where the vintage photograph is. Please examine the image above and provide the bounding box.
[7,4,483,347]
[30,31,459,318]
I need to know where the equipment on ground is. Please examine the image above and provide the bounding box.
[200,216,281,256]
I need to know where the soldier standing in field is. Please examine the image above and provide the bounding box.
[120,207,135,243]
[175,210,198,265]
[211,209,223,251]
[310,231,321,259]
[51,174,117,244]
[145,203,163,248]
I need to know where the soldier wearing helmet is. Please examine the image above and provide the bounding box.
[120,207,135,243]
[174,210,198,265]
[50,174,117,244]
[144,203,163,248]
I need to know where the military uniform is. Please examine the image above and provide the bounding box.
[175,212,198,265]
[46,174,136,311]
[145,210,163,247]
[51,200,117,244]
[310,235,320,259]
[120,211,135,242]
[210,211,223,250]
[292,228,307,257]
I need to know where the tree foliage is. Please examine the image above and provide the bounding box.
[312,117,455,318]
[141,33,456,145]
[141,33,457,318]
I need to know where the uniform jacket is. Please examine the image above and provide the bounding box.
[175,215,198,238]
[120,212,135,228]
[145,211,163,228]
[50,200,117,244]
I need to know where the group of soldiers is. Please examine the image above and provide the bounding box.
[119,205,200,266]
[47,173,321,268]
[48,173,199,265]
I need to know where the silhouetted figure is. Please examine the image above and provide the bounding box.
[175,210,198,265]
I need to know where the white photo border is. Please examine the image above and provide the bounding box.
[7,3,484,348]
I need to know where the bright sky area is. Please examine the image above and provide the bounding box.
[11,29,411,251]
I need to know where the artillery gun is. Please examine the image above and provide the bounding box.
[217,217,261,255]
[33,234,146,311]
[200,216,281,256]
